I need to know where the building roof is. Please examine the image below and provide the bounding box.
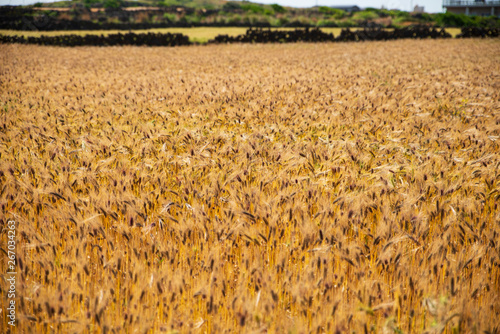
[329,5,361,12]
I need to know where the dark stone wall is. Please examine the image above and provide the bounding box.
[0,27,497,47]
[0,32,191,46]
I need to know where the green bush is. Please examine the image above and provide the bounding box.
[395,10,411,18]
[364,7,381,13]
[163,12,177,22]
[337,19,356,27]
[271,4,286,14]
[317,19,337,27]
[42,10,59,17]
[104,0,123,9]
[480,16,500,27]
[84,0,101,7]
[392,16,410,27]
[333,9,346,20]
[318,6,333,14]
[202,4,215,10]
[183,14,201,24]
[435,12,477,27]
[444,13,500,27]
[159,0,180,7]
[294,15,311,25]
[353,10,379,21]
[318,7,345,20]
[263,8,274,16]
[415,12,433,22]
[278,16,289,26]
[241,3,265,14]
[227,14,242,24]
[244,14,268,25]
[223,2,241,11]
[381,9,399,18]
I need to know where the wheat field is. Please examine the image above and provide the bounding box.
[1,39,499,333]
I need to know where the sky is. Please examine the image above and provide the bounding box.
[0,0,445,13]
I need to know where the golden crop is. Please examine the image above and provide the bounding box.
[1,39,499,333]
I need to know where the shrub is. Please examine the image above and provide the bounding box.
[227,14,242,25]
[413,12,433,22]
[241,3,265,14]
[163,12,177,22]
[353,10,379,21]
[337,19,356,27]
[223,2,241,11]
[318,7,345,19]
[364,7,381,13]
[381,9,399,18]
[435,12,477,27]
[263,8,274,16]
[185,14,201,24]
[278,16,289,26]
[83,0,101,8]
[271,4,286,14]
[103,0,123,9]
[395,10,411,18]
[317,19,337,27]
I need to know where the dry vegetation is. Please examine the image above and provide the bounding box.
[1,39,500,333]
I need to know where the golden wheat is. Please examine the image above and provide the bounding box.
[0,39,499,333]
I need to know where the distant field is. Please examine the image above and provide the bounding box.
[0,27,462,43]
[1,39,499,333]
